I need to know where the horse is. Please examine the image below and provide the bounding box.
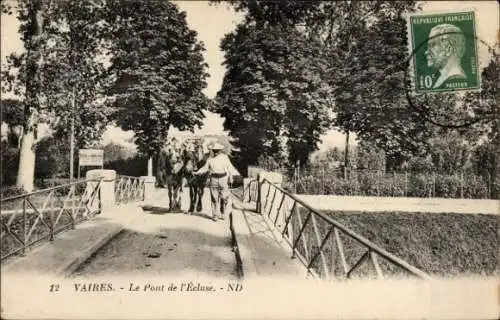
[182,139,209,213]
[156,141,184,211]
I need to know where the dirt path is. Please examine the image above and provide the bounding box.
[72,189,238,279]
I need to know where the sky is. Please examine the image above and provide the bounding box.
[2,1,499,151]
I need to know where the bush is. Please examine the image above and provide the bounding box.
[464,175,489,199]
[1,143,19,186]
[105,155,148,177]
[291,168,494,199]
[34,136,71,181]
[379,174,401,197]
[103,142,136,163]
[1,186,25,199]
[434,174,460,198]
[356,171,379,196]
[406,173,432,197]
[35,178,70,189]
[390,173,406,197]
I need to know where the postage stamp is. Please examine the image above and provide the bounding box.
[407,10,481,94]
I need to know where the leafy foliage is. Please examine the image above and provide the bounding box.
[1,98,24,148]
[105,154,148,177]
[216,1,498,173]
[103,0,209,156]
[316,2,432,159]
[463,51,500,144]
[103,142,136,164]
[1,0,13,15]
[42,0,110,148]
[0,141,20,186]
[34,135,70,180]
[1,0,111,189]
[215,10,333,169]
[214,1,427,169]
[1,98,24,127]
[2,0,49,191]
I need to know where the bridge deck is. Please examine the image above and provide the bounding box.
[73,188,237,279]
[231,198,305,278]
[1,187,302,280]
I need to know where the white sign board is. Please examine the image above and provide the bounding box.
[79,149,104,167]
[248,166,265,178]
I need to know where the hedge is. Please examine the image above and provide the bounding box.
[289,171,495,199]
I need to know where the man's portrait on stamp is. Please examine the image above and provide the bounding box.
[425,23,468,88]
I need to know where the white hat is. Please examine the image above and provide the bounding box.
[208,142,225,150]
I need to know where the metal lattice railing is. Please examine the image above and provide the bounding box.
[251,178,430,280]
[114,175,144,204]
[1,179,103,261]
[242,179,260,203]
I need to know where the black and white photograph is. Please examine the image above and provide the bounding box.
[1,0,498,319]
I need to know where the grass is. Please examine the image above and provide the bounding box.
[220,186,497,277]
[319,211,499,277]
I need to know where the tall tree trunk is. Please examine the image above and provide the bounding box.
[69,86,76,180]
[16,0,46,192]
[17,126,23,149]
[16,128,36,192]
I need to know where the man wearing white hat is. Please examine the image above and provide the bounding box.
[193,142,234,221]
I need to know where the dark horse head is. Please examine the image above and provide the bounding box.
[182,139,209,213]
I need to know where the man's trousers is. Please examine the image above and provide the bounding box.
[209,176,231,218]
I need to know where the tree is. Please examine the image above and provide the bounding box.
[472,139,499,198]
[215,24,291,169]
[214,2,333,170]
[103,142,135,163]
[41,0,110,149]
[309,2,499,169]
[34,135,70,181]
[427,131,473,174]
[463,51,500,144]
[355,142,387,171]
[1,98,24,148]
[1,0,110,190]
[8,0,48,192]
[466,52,500,197]
[103,0,209,157]
[1,98,24,128]
[215,1,499,175]
[223,2,430,169]
[314,2,430,168]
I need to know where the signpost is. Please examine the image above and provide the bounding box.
[78,149,104,179]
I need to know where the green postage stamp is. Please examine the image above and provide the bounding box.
[407,10,481,94]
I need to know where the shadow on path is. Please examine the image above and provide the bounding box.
[141,205,216,222]
[234,204,305,278]
[72,218,238,279]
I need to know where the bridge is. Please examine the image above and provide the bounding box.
[1,169,431,281]
[3,170,499,319]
